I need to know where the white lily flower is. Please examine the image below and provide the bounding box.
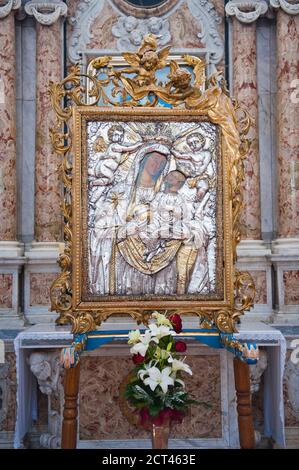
[175,378,185,388]
[130,330,158,357]
[154,346,170,361]
[137,360,156,380]
[143,366,174,394]
[149,323,174,340]
[168,358,192,376]
[128,329,141,345]
[152,312,173,328]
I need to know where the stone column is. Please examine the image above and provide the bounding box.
[226,1,273,322]
[0,0,21,242]
[25,0,67,242]
[0,1,24,327]
[24,1,67,323]
[226,0,268,240]
[270,0,299,322]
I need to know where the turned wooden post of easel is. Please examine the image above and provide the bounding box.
[61,362,80,449]
[234,358,255,449]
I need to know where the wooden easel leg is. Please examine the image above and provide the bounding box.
[61,362,80,449]
[233,358,255,449]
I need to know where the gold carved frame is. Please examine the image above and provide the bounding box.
[49,35,255,334]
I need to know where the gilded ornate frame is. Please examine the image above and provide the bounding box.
[49,35,255,334]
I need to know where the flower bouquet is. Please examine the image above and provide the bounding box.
[123,312,201,447]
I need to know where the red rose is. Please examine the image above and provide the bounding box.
[139,408,150,426]
[159,408,172,423]
[175,340,187,352]
[170,409,185,423]
[152,414,164,426]
[132,353,145,364]
[169,313,182,333]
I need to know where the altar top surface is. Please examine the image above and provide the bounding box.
[13,320,285,349]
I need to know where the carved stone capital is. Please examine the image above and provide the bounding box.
[25,0,67,26]
[0,0,21,19]
[225,0,268,23]
[28,351,61,395]
[270,0,299,15]
[285,357,299,420]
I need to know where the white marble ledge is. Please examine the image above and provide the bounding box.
[236,321,285,345]
[14,320,286,348]
[15,324,73,349]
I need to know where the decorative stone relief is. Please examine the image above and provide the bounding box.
[188,0,223,64]
[0,0,21,19]
[270,0,299,15]
[28,351,62,448]
[250,349,268,393]
[28,351,61,395]
[40,410,61,449]
[111,15,171,51]
[68,0,105,63]
[25,0,67,25]
[225,0,268,23]
[68,0,224,65]
[285,358,299,420]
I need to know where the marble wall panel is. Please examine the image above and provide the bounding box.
[250,271,267,305]
[283,271,299,305]
[29,273,58,306]
[0,274,13,309]
[79,354,222,440]
[0,353,16,433]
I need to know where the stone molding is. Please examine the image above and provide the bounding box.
[25,0,67,26]
[225,0,268,23]
[0,0,21,19]
[270,0,299,15]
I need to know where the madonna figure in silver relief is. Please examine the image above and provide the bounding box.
[86,120,218,298]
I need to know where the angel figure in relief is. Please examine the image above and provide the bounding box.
[89,124,142,208]
[115,34,170,87]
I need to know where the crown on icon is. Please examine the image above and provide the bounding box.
[139,123,175,146]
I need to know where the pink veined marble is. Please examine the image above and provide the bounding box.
[250,271,267,304]
[0,353,17,432]
[29,272,58,306]
[232,19,261,240]
[35,21,63,242]
[86,3,118,50]
[283,270,299,305]
[276,12,299,238]
[79,354,221,440]
[168,3,206,49]
[0,273,13,308]
[0,14,17,241]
